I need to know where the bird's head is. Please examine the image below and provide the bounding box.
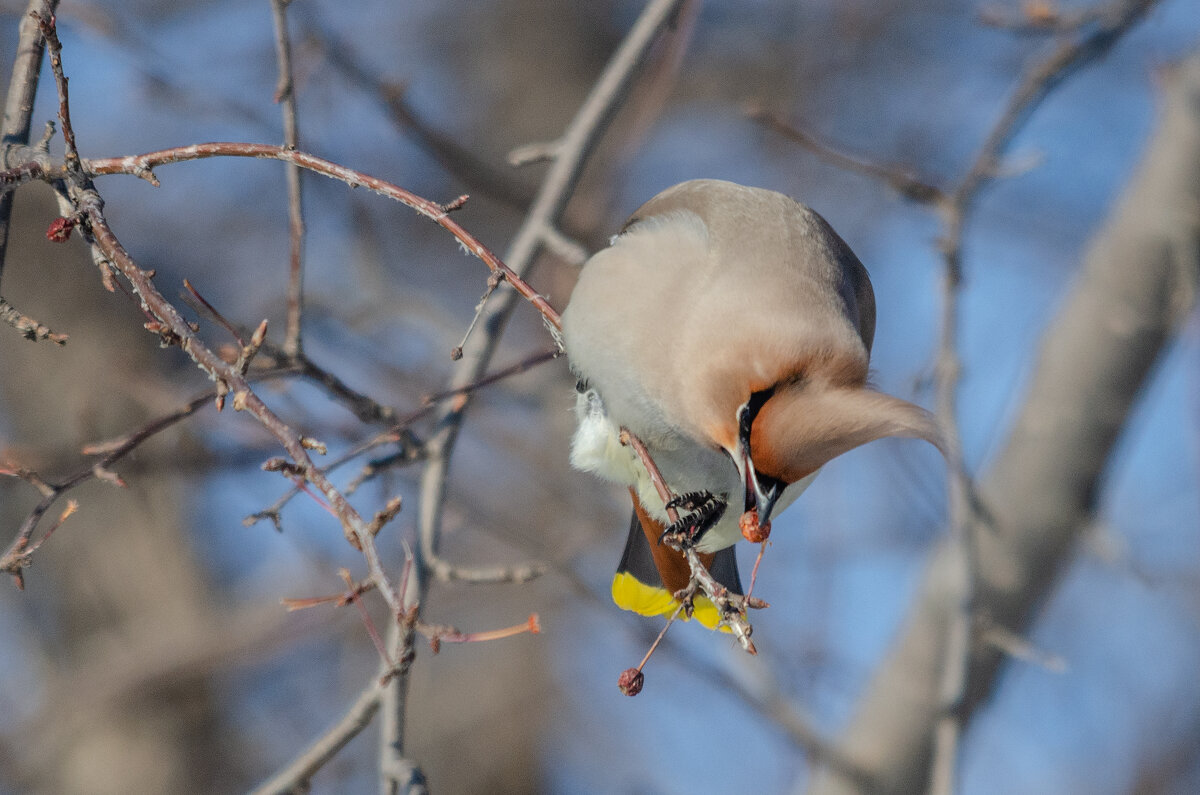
[718,374,946,537]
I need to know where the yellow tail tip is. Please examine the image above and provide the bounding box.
[611,572,731,632]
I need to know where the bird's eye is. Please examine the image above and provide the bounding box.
[575,378,590,394]
[738,387,776,445]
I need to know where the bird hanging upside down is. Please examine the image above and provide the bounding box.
[561,179,944,629]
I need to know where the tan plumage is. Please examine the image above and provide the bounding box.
[562,179,942,623]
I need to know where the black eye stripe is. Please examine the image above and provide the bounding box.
[739,387,775,441]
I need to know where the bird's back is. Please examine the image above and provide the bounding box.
[564,179,876,449]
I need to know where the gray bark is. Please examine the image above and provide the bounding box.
[809,50,1200,794]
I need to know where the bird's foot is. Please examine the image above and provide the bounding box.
[660,491,727,548]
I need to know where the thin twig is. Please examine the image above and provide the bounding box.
[34,9,77,174]
[269,0,306,357]
[619,428,758,653]
[246,347,558,530]
[451,270,504,361]
[310,23,535,214]
[416,0,684,591]
[0,295,67,342]
[0,389,213,582]
[249,678,385,795]
[420,347,559,406]
[394,0,690,778]
[925,1,1159,791]
[0,0,61,291]
[81,142,562,330]
[746,102,947,206]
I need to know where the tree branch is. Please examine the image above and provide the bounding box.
[809,44,1200,795]
[0,0,61,338]
[269,0,306,357]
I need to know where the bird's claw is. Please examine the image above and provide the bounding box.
[660,491,727,547]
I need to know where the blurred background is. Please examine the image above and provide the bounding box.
[0,0,1198,792]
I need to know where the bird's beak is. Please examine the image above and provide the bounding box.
[736,443,784,526]
[734,397,785,529]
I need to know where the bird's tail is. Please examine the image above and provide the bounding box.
[611,503,742,632]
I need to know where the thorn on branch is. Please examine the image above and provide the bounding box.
[281,575,376,611]
[440,194,469,213]
[339,568,392,667]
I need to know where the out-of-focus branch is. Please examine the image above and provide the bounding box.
[310,24,536,214]
[947,0,1159,275]
[81,143,562,329]
[618,427,759,654]
[269,0,306,357]
[25,6,412,632]
[745,103,947,206]
[809,41,1200,795]
[929,2,1158,790]
[754,1,1162,789]
[415,0,687,587]
[394,0,691,783]
[0,390,210,584]
[0,295,66,342]
[249,678,385,795]
[0,0,60,338]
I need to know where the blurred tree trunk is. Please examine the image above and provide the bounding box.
[0,185,232,794]
[809,49,1200,795]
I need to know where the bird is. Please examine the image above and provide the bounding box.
[560,179,944,629]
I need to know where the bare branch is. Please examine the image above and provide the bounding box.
[810,26,1195,795]
[249,679,384,795]
[269,0,306,357]
[746,102,947,206]
[310,25,535,214]
[0,294,66,342]
[83,143,562,330]
[0,0,60,322]
[415,0,686,594]
[926,3,1160,790]
[619,428,759,654]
